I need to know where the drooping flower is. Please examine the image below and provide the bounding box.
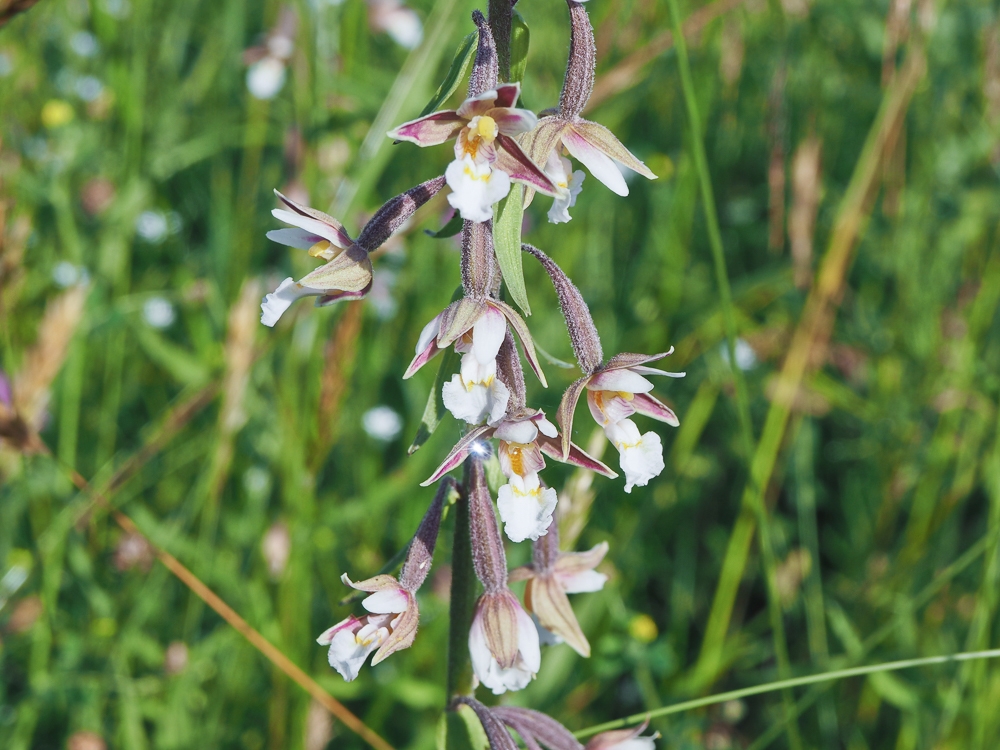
[469,590,541,694]
[260,192,372,326]
[463,459,541,694]
[520,0,655,218]
[440,304,512,425]
[559,350,684,493]
[510,518,607,656]
[388,81,557,222]
[262,177,444,326]
[317,485,446,680]
[317,574,417,681]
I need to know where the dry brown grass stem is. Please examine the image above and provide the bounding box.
[52,454,395,750]
[693,47,928,687]
[0,0,41,28]
[312,300,364,471]
[586,0,747,112]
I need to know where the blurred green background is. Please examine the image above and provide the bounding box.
[2,0,1000,748]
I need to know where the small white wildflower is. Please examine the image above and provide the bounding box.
[720,338,757,372]
[70,31,99,58]
[362,406,403,442]
[136,210,168,243]
[247,57,287,100]
[143,297,175,329]
[52,261,83,288]
[74,76,103,102]
[104,0,131,19]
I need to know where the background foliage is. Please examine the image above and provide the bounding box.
[2,0,1000,748]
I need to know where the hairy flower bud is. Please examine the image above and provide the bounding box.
[559,1,597,121]
[492,707,584,750]
[522,243,603,374]
[454,698,519,750]
[356,175,446,251]
[468,458,507,593]
[462,220,501,299]
[399,477,453,591]
[496,330,527,410]
[469,10,499,98]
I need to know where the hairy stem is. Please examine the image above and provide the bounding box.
[487,0,512,81]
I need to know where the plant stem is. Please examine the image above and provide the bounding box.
[446,461,477,699]
[665,3,799,747]
[487,0,511,81]
[575,648,1000,738]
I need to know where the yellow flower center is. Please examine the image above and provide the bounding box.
[308,240,335,259]
[505,442,532,476]
[476,115,497,140]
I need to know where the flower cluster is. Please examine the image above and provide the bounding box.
[261,1,679,745]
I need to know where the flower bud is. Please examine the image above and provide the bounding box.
[469,10,499,98]
[468,458,508,593]
[496,330,526,410]
[356,175,446,252]
[399,478,452,591]
[461,220,500,299]
[559,1,597,121]
[522,243,603,374]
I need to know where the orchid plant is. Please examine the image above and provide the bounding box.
[260,1,679,744]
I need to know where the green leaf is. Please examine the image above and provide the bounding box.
[534,341,577,369]
[424,212,464,239]
[493,185,530,316]
[510,10,530,84]
[408,344,461,454]
[419,32,477,117]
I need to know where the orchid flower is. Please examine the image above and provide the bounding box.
[261,191,371,327]
[469,590,541,694]
[317,574,417,681]
[422,409,614,543]
[261,177,444,327]
[389,82,557,222]
[559,350,684,492]
[405,296,547,428]
[521,0,655,222]
[318,486,446,681]
[510,518,608,656]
